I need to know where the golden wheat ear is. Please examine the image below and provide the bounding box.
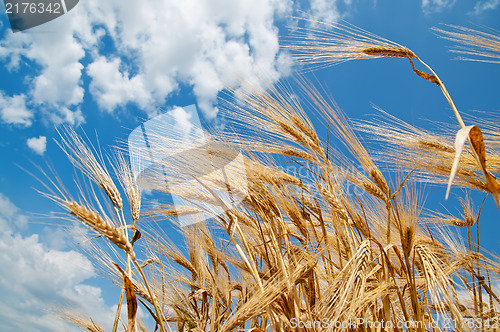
[112,152,142,223]
[56,126,123,210]
[65,200,133,253]
[283,18,443,83]
[284,19,415,73]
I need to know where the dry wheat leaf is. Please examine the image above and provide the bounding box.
[131,229,142,245]
[469,125,487,167]
[114,263,138,332]
[446,125,476,200]
[464,126,500,210]
[124,273,138,332]
[446,125,500,209]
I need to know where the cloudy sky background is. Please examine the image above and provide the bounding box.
[1,0,500,331]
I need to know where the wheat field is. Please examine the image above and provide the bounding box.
[42,20,500,331]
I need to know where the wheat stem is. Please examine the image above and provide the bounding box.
[415,56,465,128]
[132,257,166,332]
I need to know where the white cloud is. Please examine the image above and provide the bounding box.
[0,9,92,126]
[26,136,47,155]
[421,0,456,14]
[87,56,153,112]
[1,0,317,123]
[0,193,116,332]
[309,0,343,23]
[0,92,33,126]
[0,30,32,70]
[27,33,85,107]
[471,0,500,15]
[0,193,28,230]
[82,0,294,117]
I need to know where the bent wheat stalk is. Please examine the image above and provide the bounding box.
[286,19,500,209]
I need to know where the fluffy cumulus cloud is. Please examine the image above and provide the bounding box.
[0,0,353,124]
[0,13,89,126]
[421,0,456,14]
[83,0,294,118]
[26,136,47,155]
[0,91,33,126]
[0,193,116,331]
[86,56,152,112]
[471,0,500,15]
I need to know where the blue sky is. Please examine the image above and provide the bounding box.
[0,0,499,331]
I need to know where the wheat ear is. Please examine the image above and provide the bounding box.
[66,201,132,253]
